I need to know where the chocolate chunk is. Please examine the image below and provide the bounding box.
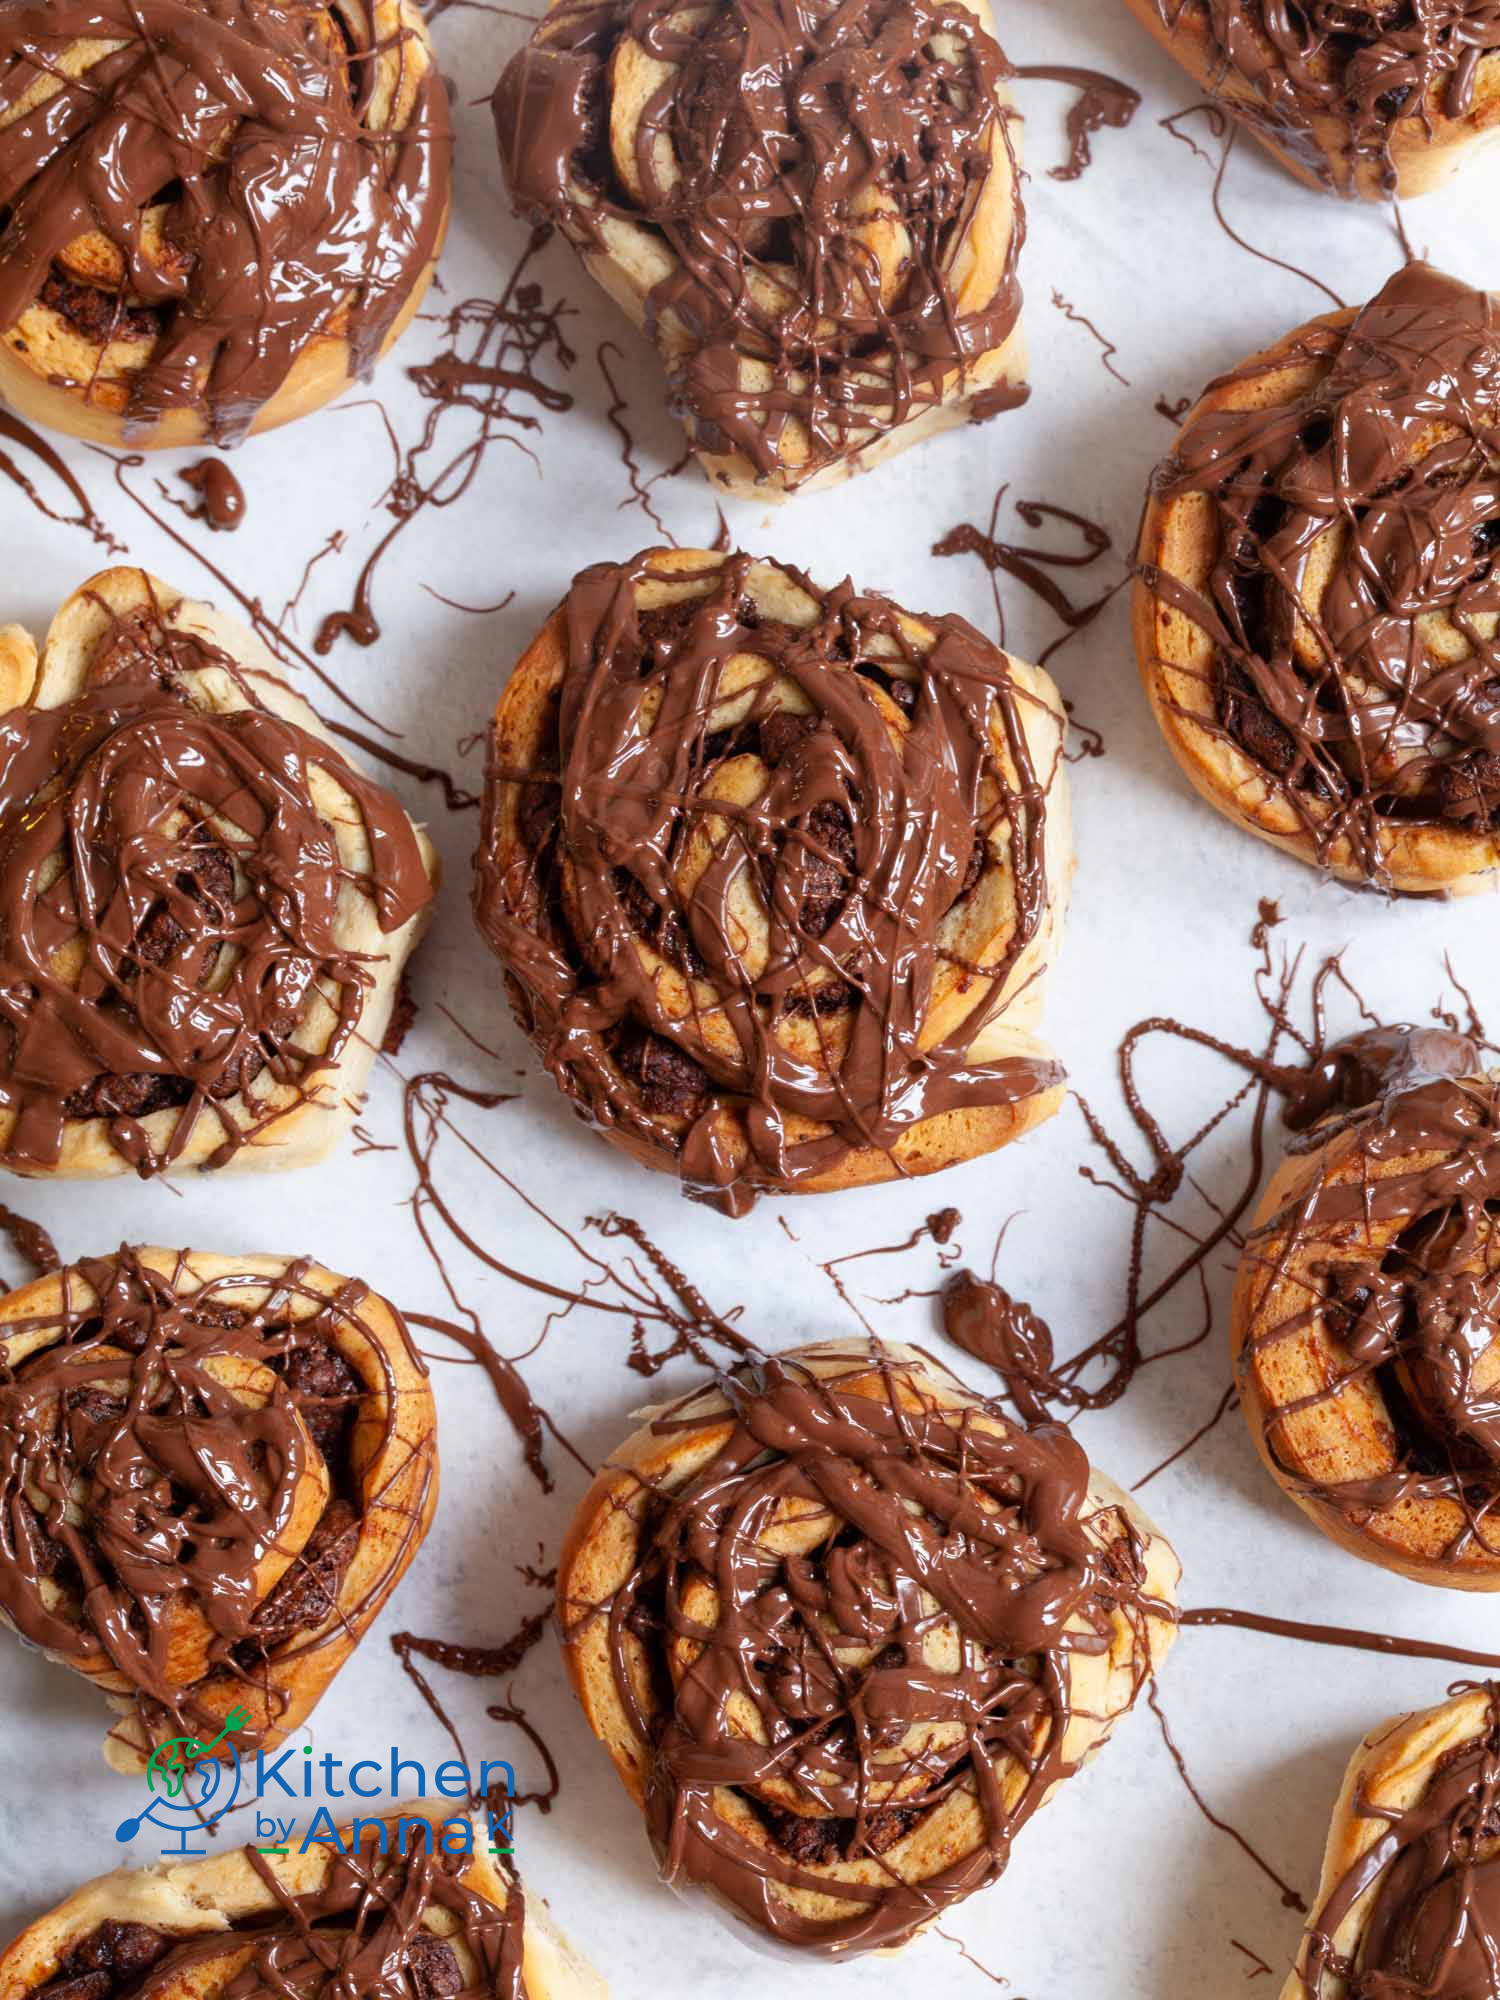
[960,833,985,897]
[132,834,236,967]
[405,1935,463,2000]
[40,270,160,347]
[381,973,418,1056]
[759,1801,918,1865]
[1438,749,1500,822]
[282,1338,362,1461]
[16,1499,70,1578]
[797,802,855,937]
[1220,665,1297,775]
[759,711,818,764]
[615,1026,709,1118]
[243,1498,359,1653]
[43,1922,171,2000]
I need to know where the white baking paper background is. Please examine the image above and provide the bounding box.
[1,0,1499,1992]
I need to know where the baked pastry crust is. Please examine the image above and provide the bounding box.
[1284,1686,1500,1998]
[1231,1031,1500,1589]
[0,0,450,448]
[0,565,438,1177]
[495,0,1027,499]
[556,1337,1180,1955]
[1120,0,1500,198]
[473,547,1072,1209]
[0,1245,439,1769]
[0,1807,603,2000]
[1134,265,1500,896]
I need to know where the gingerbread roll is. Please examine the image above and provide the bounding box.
[0,566,437,1178]
[1134,263,1500,896]
[0,0,451,448]
[494,0,1027,499]
[0,1246,438,1769]
[556,1338,1180,1955]
[472,547,1072,1212]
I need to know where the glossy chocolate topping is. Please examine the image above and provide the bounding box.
[0,595,433,1174]
[1152,0,1500,191]
[493,0,1026,484]
[1143,262,1500,883]
[1245,1024,1500,1546]
[0,1248,430,1755]
[1295,1687,1500,1999]
[30,1831,526,2000]
[0,0,451,444]
[472,550,1063,1212]
[562,1348,1154,1954]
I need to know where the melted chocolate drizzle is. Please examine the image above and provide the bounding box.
[0,594,433,1175]
[494,0,1028,486]
[472,548,1063,1211]
[179,461,246,534]
[1148,0,1500,193]
[562,1345,1159,1954]
[0,0,451,444]
[1013,64,1142,180]
[1143,262,1500,884]
[0,1247,431,1756]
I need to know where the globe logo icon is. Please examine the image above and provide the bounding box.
[116,1708,246,1857]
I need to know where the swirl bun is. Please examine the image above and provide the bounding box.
[0,1807,603,2000]
[472,547,1071,1212]
[1134,263,1500,895]
[1231,1026,1500,1588]
[1120,0,1500,198]
[494,0,1026,498]
[0,1245,438,1769]
[1286,1684,1500,1998]
[0,566,437,1178]
[0,0,451,448]
[556,1338,1180,1955]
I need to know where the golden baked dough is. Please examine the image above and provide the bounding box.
[495,0,1027,499]
[0,1246,438,1769]
[0,1807,603,2000]
[0,0,450,448]
[0,566,437,1178]
[473,547,1072,1209]
[556,1337,1180,1954]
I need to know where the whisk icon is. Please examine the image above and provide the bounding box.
[115,1708,247,1856]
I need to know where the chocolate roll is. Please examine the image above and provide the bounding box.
[472,547,1072,1212]
[0,1246,439,1767]
[0,566,437,1178]
[1285,1683,1500,1996]
[0,0,451,448]
[493,0,1027,498]
[1120,0,1500,197]
[1134,264,1500,896]
[556,1338,1180,1955]
[1232,1026,1500,1588]
[0,1808,603,2000]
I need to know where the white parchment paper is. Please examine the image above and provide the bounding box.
[1,0,1499,1992]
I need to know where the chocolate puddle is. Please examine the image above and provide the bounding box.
[1013,64,1141,180]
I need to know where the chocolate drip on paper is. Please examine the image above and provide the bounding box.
[0,597,433,1175]
[0,411,120,550]
[0,1247,430,1756]
[179,462,246,534]
[1150,0,1500,192]
[1143,262,1500,884]
[1293,1685,1500,1998]
[562,1347,1155,1955]
[1012,65,1141,180]
[0,0,451,444]
[0,1206,60,1279]
[494,0,1027,485]
[472,549,1062,1213]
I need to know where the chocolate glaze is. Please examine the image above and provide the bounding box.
[0,1247,430,1756]
[0,0,451,445]
[1294,1685,1500,1998]
[1149,0,1500,193]
[1013,64,1141,180]
[34,1832,529,2000]
[561,1346,1157,1954]
[1241,1023,1500,1555]
[494,0,1028,486]
[0,594,433,1174]
[1143,262,1500,884]
[473,549,1063,1211]
[179,462,246,534]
